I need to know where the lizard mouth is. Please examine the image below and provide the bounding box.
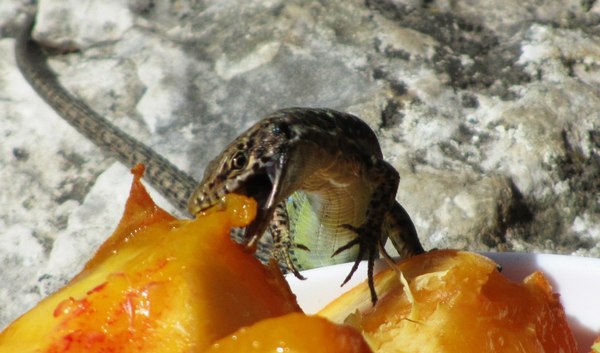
[230,154,285,250]
[236,170,276,247]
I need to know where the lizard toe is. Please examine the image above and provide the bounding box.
[272,244,307,280]
[334,223,380,304]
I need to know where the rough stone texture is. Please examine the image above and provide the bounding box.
[0,0,599,328]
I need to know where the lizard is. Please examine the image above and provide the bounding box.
[187,107,426,303]
[15,11,425,303]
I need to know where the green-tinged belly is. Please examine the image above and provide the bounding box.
[286,189,369,270]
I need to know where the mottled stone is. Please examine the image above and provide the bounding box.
[1,0,599,329]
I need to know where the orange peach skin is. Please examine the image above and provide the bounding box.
[0,165,300,353]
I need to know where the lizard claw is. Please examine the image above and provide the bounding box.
[334,223,379,304]
[272,240,310,280]
[294,243,310,252]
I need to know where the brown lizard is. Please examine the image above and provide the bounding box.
[188,108,425,303]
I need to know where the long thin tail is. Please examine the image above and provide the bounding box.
[15,13,198,214]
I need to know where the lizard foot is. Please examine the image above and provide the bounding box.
[272,241,310,280]
[334,223,379,304]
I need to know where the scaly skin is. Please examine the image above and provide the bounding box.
[188,108,425,303]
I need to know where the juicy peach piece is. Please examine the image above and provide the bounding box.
[0,165,300,353]
[205,312,372,353]
[320,250,578,353]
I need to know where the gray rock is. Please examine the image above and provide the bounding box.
[0,0,599,329]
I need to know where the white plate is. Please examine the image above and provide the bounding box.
[287,253,600,352]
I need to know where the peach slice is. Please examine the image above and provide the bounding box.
[206,312,372,353]
[320,250,578,353]
[0,165,300,353]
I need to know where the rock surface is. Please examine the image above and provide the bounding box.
[0,0,599,329]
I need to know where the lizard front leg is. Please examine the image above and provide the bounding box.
[333,156,404,304]
[269,202,309,279]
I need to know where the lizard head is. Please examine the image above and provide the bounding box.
[187,116,292,248]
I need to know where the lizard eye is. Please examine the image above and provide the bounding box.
[230,151,248,170]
